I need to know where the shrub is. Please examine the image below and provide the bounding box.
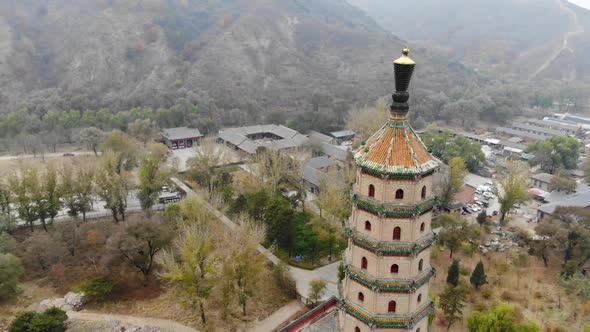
[78,276,115,302]
[501,290,513,301]
[0,253,24,301]
[8,311,36,332]
[9,308,67,332]
[460,266,470,276]
[272,262,297,299]
[481,287,492,299]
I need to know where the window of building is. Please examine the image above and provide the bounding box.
[421,186,427,199]
[420,222,425,232]
[395,189,404,199]
[365,221,371,231]
[390,264,399,274]
[361,257,368,270]
[368,184,375,198]
[417,294,422,303]
[358,292,364,302]
[418,259,423,272]
[388,300,396,313]
[355,328,361,332]
[393,227,401,240]
[416,329,421,332]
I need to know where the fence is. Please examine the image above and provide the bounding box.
[278,296,339,332]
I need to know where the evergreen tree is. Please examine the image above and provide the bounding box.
[439,285,467,331]
[447,259,460,287]
[470,261,487,289]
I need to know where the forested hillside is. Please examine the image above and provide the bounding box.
[348,0,590,81]
[0,0,473,131]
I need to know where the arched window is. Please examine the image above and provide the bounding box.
[355,328,361,332]
[420,222,425,232]
[417,294,422,303]
[358,292,364,302]
[418,259,424,272]
[421,186,427,199]
[361,257,368,270]
[368,184,375,198]
[390,264,399,274]
[416,329,421,332]
[395,189,404,199]
[365,221,371,231]
[393,227,401,240]
[388,300,396,313]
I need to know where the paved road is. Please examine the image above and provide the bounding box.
[170,178,340,301]
[67,311,198,332]
[248,301,304,332]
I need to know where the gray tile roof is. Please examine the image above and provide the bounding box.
[320,142,350,161]
[218,124,307,154]
[510,122,568,137]
[496,127,547,141]
[162,127,203,140]
[329,130,356,139]
[537,191,590,215]
[306,156,334,170]
[309,131,334,143]
[530,173,554,184]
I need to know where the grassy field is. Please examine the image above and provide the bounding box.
[430,245,589,331]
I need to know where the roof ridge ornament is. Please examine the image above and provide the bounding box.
[391,47,416,120]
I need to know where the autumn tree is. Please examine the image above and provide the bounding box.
[317,178,351,223]
[78,127,105,156]
[42,164,62,225]
[529,136,581,173]
[0,232,17,254]
[438,213,480,258]
[308,279,327,306]
[549,169,577,192]
[476,210,487,228]
[8,168,38,232]
[496,162,528,225]
[188,138,230,196]
[107,219,174,286]
[127,119,157,146]
[438,157,468,207]
[250,147,300,195]
[96,152,129,222]
[468,303,541,331]
[0,253,24,301]
[439,285,467,331]
[138,155,167,211]
[470,261,487,290]
[159,223,217,325]
[100,131,140,172]
[22,232,67,273]
[511,251,529,288]
[346,99,389,148]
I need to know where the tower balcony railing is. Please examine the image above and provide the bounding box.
[341,297,434,329]
[345,228,436,256]
[346,264,435,292]
[352,194,436,218]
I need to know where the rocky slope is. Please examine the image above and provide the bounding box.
[0,0,473,118]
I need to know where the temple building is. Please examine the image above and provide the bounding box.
[338,48,438,332]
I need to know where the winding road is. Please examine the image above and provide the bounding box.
[531,0,585,78]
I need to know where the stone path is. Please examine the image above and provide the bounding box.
[67,311,198,332]
[248,301,304,332]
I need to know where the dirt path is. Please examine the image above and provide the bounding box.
[248,301,304,332]
[67,311,199,332]
[531,0,585,78]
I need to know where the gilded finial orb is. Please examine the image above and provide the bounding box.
[402,47,410,56]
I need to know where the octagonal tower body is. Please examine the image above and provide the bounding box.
[338,49,438,332]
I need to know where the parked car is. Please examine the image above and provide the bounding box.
[63,153,75,157]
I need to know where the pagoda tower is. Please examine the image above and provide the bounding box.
[338,49,438,332]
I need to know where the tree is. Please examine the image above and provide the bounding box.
[447,259,460,287]
[188,139,230,196]
[250,147,300,195]
[561,272,590,300]
[317,178,351,223]
[75,166,95,222]
[138,155,167,211]
[0,232,17,254]
[9,307,67,332]
[496,162,528,225]
[439,157,468,207]
[470,261,487,290]
[42,165,62,225]
[78,127,105,156]
[159,224,217,325]
[468,303,541,332]
[308,279,327,306]
[101,131,139,172]
[107,219,174,286]
[439,285,467,331]
[0,253,24,301]
[476,210,487,228]
[438,213,480,258]
[445,135,485,172]
[96,152,129,222]
[127,119,157,146]
[346,99,389,147]
[549,169,577,193]
[22,232,67,274]
[8,168,38,232]
[529,136,581,173]
[511,251,529,288]
[264,196,296,256]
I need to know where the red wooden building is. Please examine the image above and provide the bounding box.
[161,127,203,149]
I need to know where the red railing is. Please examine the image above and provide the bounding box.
[278,296,339,332]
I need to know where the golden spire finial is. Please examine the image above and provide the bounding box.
[402,47,410,56]
[394,47,415,65]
